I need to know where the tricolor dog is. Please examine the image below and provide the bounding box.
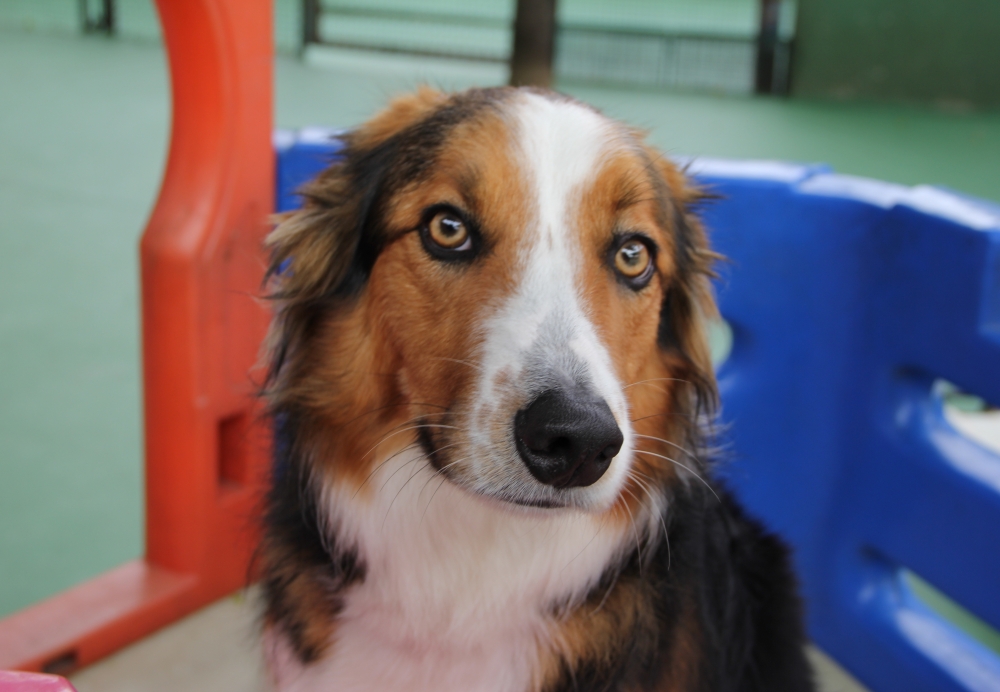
[260,86,814,692]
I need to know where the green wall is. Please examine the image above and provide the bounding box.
[793,0,1000,110]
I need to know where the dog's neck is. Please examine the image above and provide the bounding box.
[270,444,628,691]
[325,445,629,639]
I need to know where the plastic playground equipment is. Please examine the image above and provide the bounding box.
[3,2,1000,691]
[0,0,274,676]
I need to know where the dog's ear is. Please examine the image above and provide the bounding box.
[647,148,721,417]
[266,86,449,303]
[264,87,449,389]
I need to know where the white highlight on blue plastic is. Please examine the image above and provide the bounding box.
[799,173,1000,231]
[930,418,1000,497]
[274,127,346,154]
[798,173,909,208]
[907,186,999,232]
[680,157,815,183]
[297,126,346,144]
[946,408,1000,458]
[896,607,1000,692]
[272,129,295,151]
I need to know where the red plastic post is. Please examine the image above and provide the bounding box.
[0,0,273,672]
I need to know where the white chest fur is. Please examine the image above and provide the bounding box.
[267,446,629,692]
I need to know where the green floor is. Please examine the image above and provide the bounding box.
[0,30,167,620]
[2,26,1000,623]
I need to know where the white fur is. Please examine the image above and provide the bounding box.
[268,447,629,692]
[467,92,635,511]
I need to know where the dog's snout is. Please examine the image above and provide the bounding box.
[514,390,624,489]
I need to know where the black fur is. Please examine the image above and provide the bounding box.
[260,416,366,663]
[545,483,815,692]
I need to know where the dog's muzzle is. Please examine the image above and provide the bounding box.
[514,388,623,489]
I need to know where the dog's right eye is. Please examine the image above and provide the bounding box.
[420,207,477,260]
[428,212,470,249]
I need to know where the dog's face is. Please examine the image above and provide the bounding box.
[267,87,716,521]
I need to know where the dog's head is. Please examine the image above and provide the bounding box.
[266,87,717,519]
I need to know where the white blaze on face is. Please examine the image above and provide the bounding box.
[469,92,634,509]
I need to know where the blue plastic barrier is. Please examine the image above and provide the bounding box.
[275,130,1000,692]
[274,128,346,213]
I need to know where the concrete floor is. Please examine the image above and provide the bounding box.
[3,20,1000,690]
[69,592,269,692]
[68,589,869,692]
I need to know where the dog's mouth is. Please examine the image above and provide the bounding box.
[417,419,567,509]
[487,493,564,510]
[415,387,625,512]
[418,422,451,474]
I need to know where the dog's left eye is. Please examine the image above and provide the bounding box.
[424,210,472,253]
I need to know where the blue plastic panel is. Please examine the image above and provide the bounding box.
[274,127,345,213]
[275,130,1000,692]
[698,162,1000,692]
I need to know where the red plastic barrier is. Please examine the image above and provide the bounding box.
[0,0,273,672]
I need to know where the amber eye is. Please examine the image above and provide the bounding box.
[614,240,651,279]
[427,211,471,251]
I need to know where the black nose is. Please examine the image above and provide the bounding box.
[514,389,624,489]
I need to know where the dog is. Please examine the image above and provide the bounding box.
[259,86,815,692]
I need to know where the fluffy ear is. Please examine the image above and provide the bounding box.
[647,148,721,418]
[266,87,449,301]
[263,87,449,394]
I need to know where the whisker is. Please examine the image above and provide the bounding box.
[382,453,433,530]
[358,423,462,462]
[620,483,651,533]
[378,453,426,493]
[353,427,439,497]
[627,383,670,396]
[420,473,452,526]
[418,455,473,526]
[385,451,475,530]
[561,512,609,572]
[355,434,462,501]
[381,411,453,434]
[633,449,720,503]
[626,470,671,571]
[415,459,448,504]
[352,441,420,499]
[623,377,692,390]
[627,466,660,486]
[625,469,656,504]
[633,433,699,461]
[429,356,485,373]
[342,410,454,470]
[338,401,448,429]
[629,411,696,424]
[375,440,463,495]
[618,493,644,575]
[590,562,623,617]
